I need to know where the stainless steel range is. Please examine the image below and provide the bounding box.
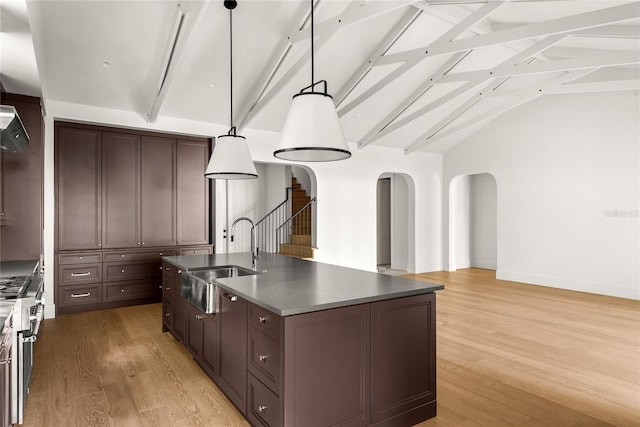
[0,262,44,425]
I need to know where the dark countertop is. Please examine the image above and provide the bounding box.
[162,253,443,316]
[0,259,39,278]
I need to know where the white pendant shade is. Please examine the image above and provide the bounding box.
[274,92,351,162]
[205,134,258,180]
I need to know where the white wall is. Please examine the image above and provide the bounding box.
[391,174,410,271]
[41,100,443,317]
[452,175,471,269]
[470,174,497,269]
[444,91,640,299]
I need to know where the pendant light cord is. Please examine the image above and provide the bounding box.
[229,7,234,133]
[310,0,314,87]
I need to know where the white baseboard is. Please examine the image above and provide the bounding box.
[496,270,639,300]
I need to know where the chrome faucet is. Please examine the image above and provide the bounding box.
[231,217,258,269]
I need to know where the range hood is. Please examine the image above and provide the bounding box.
[0,105,30,153]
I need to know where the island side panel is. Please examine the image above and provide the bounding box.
[283,304,371,427]
[370,293,437,426]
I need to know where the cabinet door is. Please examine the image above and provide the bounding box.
[283,304,370,427]
[201,313,218,379]
[370,294,436,424]
[172,268,187,343]
[187,306,203,358]
[176,140,209,246]
[102,132,140,248]
[141,137,175,247]
[218,291,247,413]
[57,127,102,250]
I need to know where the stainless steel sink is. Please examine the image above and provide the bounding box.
[190,265,259,281]
[180,265,260,313]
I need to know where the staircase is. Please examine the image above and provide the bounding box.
[279,177,315,259]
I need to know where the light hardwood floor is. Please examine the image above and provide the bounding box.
[23,268,639,426]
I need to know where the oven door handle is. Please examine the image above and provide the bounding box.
[22,305,43,343]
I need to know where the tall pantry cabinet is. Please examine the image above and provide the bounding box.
[55,122,212,314]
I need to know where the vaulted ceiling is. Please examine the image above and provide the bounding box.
[2,0,639,153]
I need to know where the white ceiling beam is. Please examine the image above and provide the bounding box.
[379,2,640,65]
[362,35,564,146]
[546,79,640,94]
[234,1,312,130]
[404,69,593,153]
[493,23,640,39]
[357,51,468,148]
[337,1,504,116]
[440,51,639,82]
[291,0,415,43]
[570,24,640,39]
[147,1,206,123]
[334,8,422,108]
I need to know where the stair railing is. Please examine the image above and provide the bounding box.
[255,188,292,253]
[276,197,316,252]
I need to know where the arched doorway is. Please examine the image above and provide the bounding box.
[448,173,497,271]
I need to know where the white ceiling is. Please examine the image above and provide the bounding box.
[2,0,639,153]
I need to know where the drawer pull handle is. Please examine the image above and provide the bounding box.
[165,267,171,271]
[165,313,171,317]
[223,293,238,302]
[158,285,163,289]
[258,316,268,324]
[258,405,268,413]
[71,272,91,277]
[165,287,171,291]
[79,256,83,260]
[71,292,91,298]
[159,266,163,270]
[120,289,125,293]
[121,254,125,258]
[159,252,163,256]
[258,354,269,362]
[195,314,205,320]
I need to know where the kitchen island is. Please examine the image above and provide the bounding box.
[161,253,443,427]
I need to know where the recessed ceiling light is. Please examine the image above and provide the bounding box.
[100,59,112,68]
[209,82,217,88]
[356,112,363,117]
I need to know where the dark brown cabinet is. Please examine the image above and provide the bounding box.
[55,122,211,314]
[370,293,436,425]
[186,305,204,358]
[218,290,248,413]
[57,127,102,250]
[141,137,176,247]
[102,132,140,248]
[200,312,218,378]
[0,93,43,261]
[177,140,209,246]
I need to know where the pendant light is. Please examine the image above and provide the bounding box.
[205,0,258,179]
[274,0,351,162]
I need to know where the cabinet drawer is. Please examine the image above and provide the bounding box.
[247,373,282,427]
[58,264,102,286]
[249,303,281,341]
[103,249,176,263]
[59,284,102,306]
[248,326,281,393]
[178,246,212,255]
[103,262,159,282]
[103,280,159,302]
[58,252,102,264]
